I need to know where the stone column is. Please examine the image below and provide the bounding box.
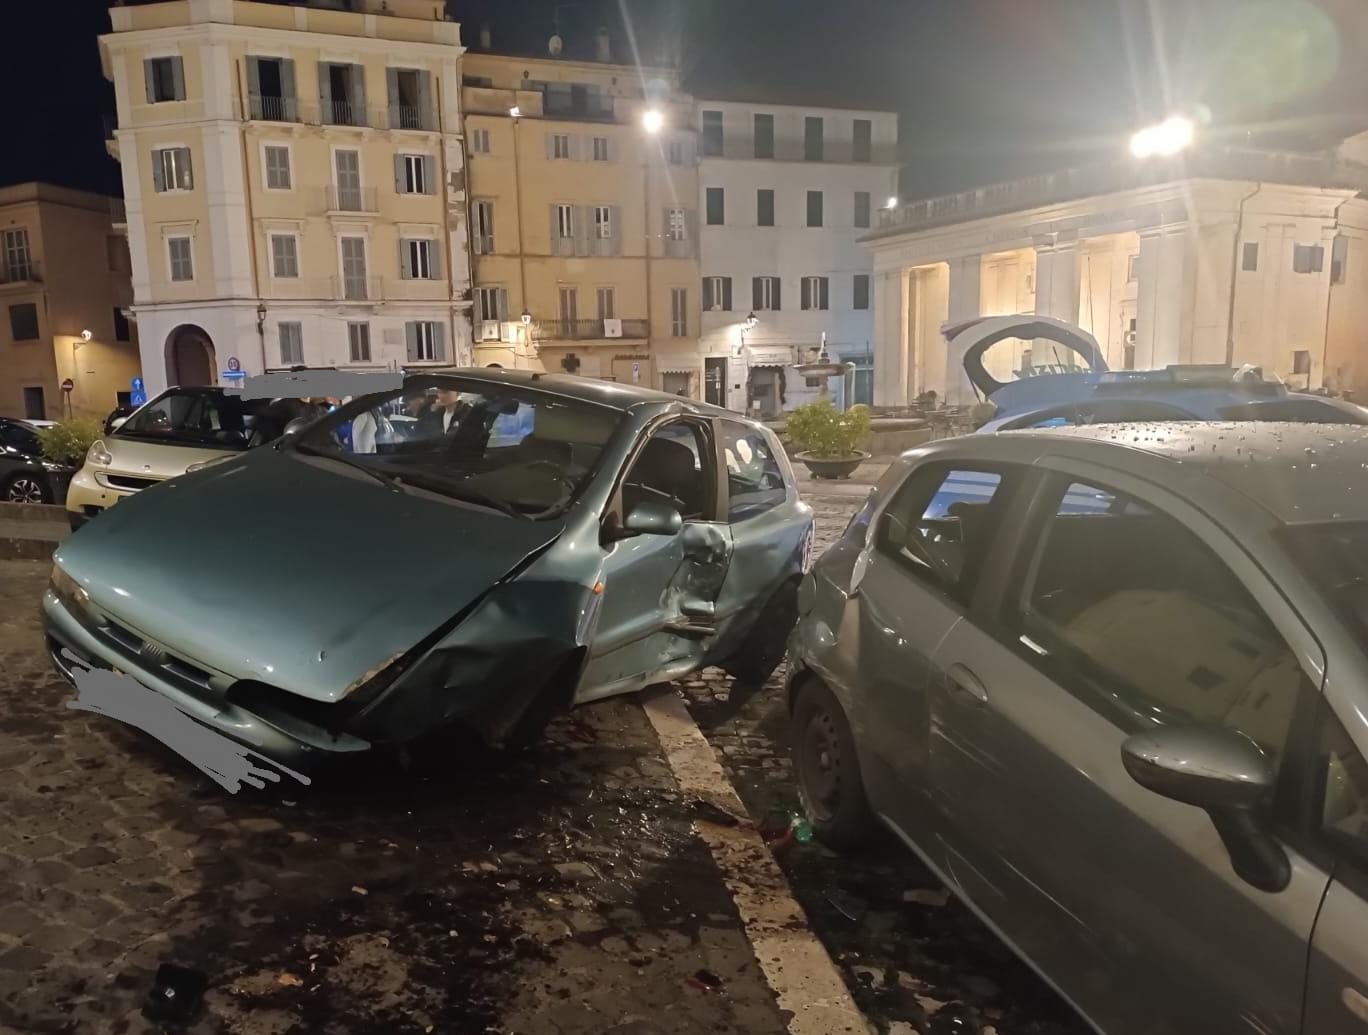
[872,269,907,407]
[945,255,981,405]
[1033,237,1081,323]
[1135,226,1188,369]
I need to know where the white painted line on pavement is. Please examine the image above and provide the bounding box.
[641,687,871,1035]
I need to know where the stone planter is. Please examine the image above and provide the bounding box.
[794,450,870,480]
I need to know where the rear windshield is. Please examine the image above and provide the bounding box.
[115,391,263,450]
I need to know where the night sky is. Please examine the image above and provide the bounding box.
[5,0,1366,201]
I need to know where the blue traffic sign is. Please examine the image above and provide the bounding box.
[130,376,147,406]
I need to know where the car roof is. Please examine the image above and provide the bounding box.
[420,368,743,419]
[967,422,1368,525]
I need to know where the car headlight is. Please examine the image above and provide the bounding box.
[86,440,112,466]
[50,563,90,614]
[185,455,232,474]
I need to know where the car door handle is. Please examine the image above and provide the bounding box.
[946,663,989,706]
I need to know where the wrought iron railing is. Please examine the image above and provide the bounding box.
[535,318,649,340]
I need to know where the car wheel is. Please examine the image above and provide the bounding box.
[723,578,799,687]
[792,678,872,848]
[4,475,50,504]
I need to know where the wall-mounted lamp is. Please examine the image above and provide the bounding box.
[520,308,533,326]
[509,105,522,118]
[80,329,93,342]
[256,302,267,335]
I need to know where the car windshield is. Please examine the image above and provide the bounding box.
[115,390,262,450]
[0,421,42,456]
[293,379,622,519]
[1282,522,1368,652]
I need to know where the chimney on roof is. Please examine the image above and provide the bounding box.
[595,27,611,63]
[479,21,492,49]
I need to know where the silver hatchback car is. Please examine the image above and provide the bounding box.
[788,422,1368,1034]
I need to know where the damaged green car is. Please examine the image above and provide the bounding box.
[44,371,813,769]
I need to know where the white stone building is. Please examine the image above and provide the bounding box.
[866,140,1368,408]
[695,97,898,416]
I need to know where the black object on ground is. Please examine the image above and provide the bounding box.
[142,963,208,1024]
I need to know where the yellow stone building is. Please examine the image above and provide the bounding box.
[462,52,703,393]
[0,183,140,420]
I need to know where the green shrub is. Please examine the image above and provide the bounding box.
[785,399,871,459]
[37,418,104,467]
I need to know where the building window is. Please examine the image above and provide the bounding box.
[667,140,685,165]
[1292,349,1313,377]
[852,118,872,162]
[270,234,299,278]
[756,189,775,227]
[854,191,871,229]
[398,153,433,195]
[806,190,823,228]
[592,136,610,162]
[801,276,829,310]
[278,321,303,365]
[113,306,131,342]
[671,287,688,336]
[334,149,362,210]
[8,303,39,342]
[593,205,612,240]
[340,237,368,299]
[754,113,774,159]
[476,286,508,323]
[853,273,870,310]
[1242,242,1259,272]
[144,56,185,103]
[152,147,193,192]
[559,286,578,324]
[471,199,495,254]
[804,116,824,161]
[248,56,298,121]
[1293,244,1325,275]
[706,187,725,226]
[22,386,45,420]
[556,203,575,242]
[321,62,365,126]
[2,229,32,281]
[264,145,291,189]
[596,286,615,320]
[753,275,780,311]
[702,110,723,156]
[470,128,491,154]
[551,133,571,159]
[666,207,687,242]
[167,236,194,282]
[406,321,443,362]
[1331,235,1348,284]
[703,275,732,312]
[1127,253,1140,282]
[387,67,431,129]
[402,238,437,280]
[347,322,371,363]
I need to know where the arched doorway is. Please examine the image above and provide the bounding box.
[165,325,215,386]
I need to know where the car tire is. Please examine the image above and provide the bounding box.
[791,678,873,848]
[723,577,799,687]
[3,474,50,504]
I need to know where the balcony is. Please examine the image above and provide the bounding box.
[248,94,301,122]
[331,275,382,302]
[324,186,379,214]
[244,97,436,132]
[534,318,649,341]
[0,261,41,286]
[388,103,436,132]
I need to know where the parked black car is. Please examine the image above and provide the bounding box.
[0,418,73,504]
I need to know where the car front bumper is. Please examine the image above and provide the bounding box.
[43,589,371,773]
[64,466,137,521]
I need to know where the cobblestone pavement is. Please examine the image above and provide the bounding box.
[0,560,789,1034]
[676,488,1091,1035]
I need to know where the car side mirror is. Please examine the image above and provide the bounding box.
[281,417,310,440]
[109,417,127,432]
[608,502,683,541]
[1122,726,1290,892]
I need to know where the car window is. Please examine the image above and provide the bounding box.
[1316,711,1368,868]
[0,422,40,455]
[720,421,785,521]
[621,421,713,522]
[116,391,257,450]
[1219,399,1368,425]
[1011,401,1195,430]
[1016,479,1311,767]
[877,465,1008,605]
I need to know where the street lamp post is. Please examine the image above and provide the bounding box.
[641,108,664,385]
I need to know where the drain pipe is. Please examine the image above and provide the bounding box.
[1224,182,1263,367]
[1320,195,1350,392]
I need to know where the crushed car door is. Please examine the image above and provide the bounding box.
[576,418,734,703]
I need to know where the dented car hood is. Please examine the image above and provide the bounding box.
[53,447,563,703]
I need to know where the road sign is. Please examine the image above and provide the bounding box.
[631,362,640,384]
[131,376,146,406]
[227,357,241,373]
[61,378,74,393]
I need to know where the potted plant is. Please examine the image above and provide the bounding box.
[785,400,872,479]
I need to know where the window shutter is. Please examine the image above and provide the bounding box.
[349,63,366,122]
[497,287,509,321]
[170,57,185,100]
[661,208,670,255]
[773,277,781,311]
[753,276,763,310]
[430,242,442,280]
[610,205,622,255]
[545,133,556,160]
[702,277,714,311]
[722,277,733,312]
[685,210,698,253]
[179,148,193,190]
[405,322,418,361]
[607,135,618,163]
[246,57,262,103]
[151,151,166,193]
[399,240,412,279]
[433,322,446,362]
[386,68,400,126]
[820,277,829,309]
[143,59,157,103]
[574,205,589,256]
[417,71,433,130]
[550,205,560,254]
[280,59,297,118]
[319,63,333,115]
[568,135,580,161]
[423,155,436,194]
[801,277,811,310]
[394,154,406,193]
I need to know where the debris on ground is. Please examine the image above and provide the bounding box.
[352,885,369,896]
[903,888,951,907]
[276,973,304,988]
[687,968,724,992]
[825,889,868,922]
[688,796,745,828]
[143,963,207,1024]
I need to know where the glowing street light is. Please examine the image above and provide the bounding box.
[1130,115,1195,159]
[885,196,899,210]
[508,105,521,118]
[641,109,664,135]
